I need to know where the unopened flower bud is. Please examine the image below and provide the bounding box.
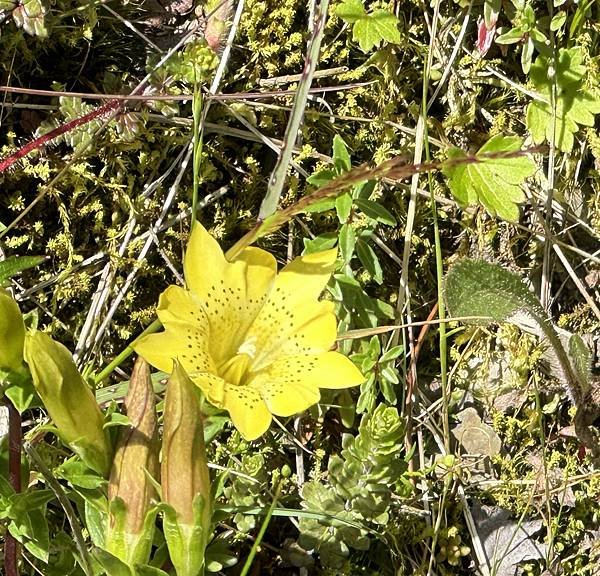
[106,357,159,566]
[23,330,111,475]
[161,361,212,576]
[0,290,25,373]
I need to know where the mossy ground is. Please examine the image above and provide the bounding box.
[0,0,599,574]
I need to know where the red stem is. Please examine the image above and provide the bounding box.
[0,99,121,173]
[4,400,23,576]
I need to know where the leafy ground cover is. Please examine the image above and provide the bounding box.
[0,0,599,574]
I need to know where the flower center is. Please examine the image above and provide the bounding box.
[219,353,251,385]
[218,338,257,386]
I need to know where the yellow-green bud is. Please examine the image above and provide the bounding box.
[23,330,111,476]
[161,361,212,576]
[0,290,25,372]
[106,357,159,566]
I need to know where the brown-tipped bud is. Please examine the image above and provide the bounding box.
[0,289,25,373]
[106,356,159,566]
[161,361,212,576]
[23,330,111,475]
[162,361,210,524]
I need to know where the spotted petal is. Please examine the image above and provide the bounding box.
[248,351,364,417]
[133,285,215,376]
[248,300,338,371]
[183,223,277,363]
[222,385,272,440]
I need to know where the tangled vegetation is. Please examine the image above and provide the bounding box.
[0,0,599,574]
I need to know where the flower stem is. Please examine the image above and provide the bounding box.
[4,399,22,576]
[239,482,281,576]
[94,318,162,385]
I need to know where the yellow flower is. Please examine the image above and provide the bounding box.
[134,222,364,440]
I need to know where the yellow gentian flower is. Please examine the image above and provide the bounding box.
[133,222,364,440]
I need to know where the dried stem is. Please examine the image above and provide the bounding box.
[0,99,121,173]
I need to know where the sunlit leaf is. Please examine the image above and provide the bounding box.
[443,135,536,221]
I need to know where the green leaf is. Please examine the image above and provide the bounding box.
[0,256,45,285]
[12,0,48,37]
[335,0,365,23]
[94,548,134,576]
[306,168,336,189]
[337,0,401,53]
[23,509,50,562]
[355,239,383,284]
[353,10,401,52]
[303,233,338,254]
[379,345,404,363]
[444,259,545,325]
[442,135,536,222]
[332,135,352,173]
[353,198,397,225]
[526,48,600,152]
[4,378,35,413]
[568,334,591,390]
[338,224,356,263]
[550,11,566,31]
[335,192,353,223]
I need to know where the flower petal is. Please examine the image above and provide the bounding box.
[248,301,337,371]
[241,249,338,368]
[248,351,364,416]
[187,371,227,407]
[223,386,272,440]
[275,249,338,303]
[186,371,271,440]
[184,222,228,296]
[183,222,277,363]
[134,286,216,376]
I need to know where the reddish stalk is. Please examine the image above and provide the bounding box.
[0,99,121,173]
[4,399,23,576]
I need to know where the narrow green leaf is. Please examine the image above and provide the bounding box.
[356,239,383,284]
[339,224,356,263]
[0,255,46,285]
[332,135,352,173]
[379,345,404,363]
[353,198,396,225]
[335,192,353,223]
[303,233,338,254]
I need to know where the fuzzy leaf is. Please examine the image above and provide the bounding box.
[443,135,536,222]
[444,259,545,325]
[526,48,600,152]
[568,334,592,390]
